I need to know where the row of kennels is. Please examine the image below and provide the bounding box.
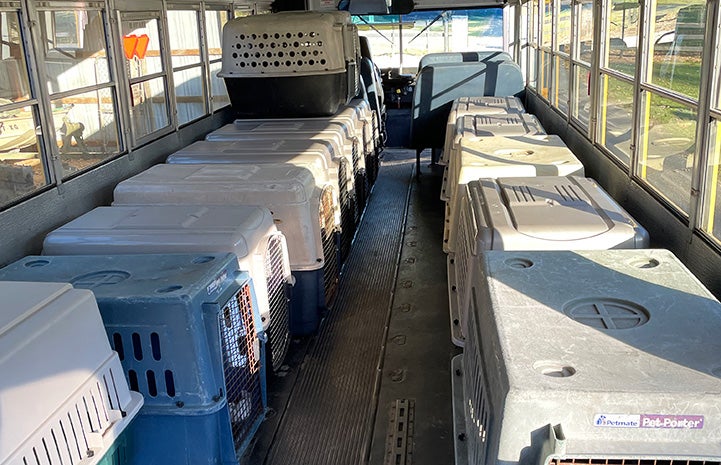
[0,11,388,465]
[438,96,721,464]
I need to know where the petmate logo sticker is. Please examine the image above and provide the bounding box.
[594,414,704,429]
[593,414,640,428]
[207,270,228,295]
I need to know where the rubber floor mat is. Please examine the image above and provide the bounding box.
[264,154,414,465]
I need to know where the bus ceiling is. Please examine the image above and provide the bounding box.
[303,0,507,15]
[410,0,508,8]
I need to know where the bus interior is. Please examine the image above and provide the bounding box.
[2,1,721,465]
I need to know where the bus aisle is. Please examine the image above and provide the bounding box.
[250,149,457,465]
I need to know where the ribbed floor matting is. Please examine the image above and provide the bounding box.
[265,158,413,465]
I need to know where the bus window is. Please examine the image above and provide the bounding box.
[120,13,170,142]
[542,0,552,48]
[167,9,205,125]
[36,6,121,178]
[0,10,30,102]
[528,0,539,89]
[0,7,47,206]
[649,2,706,100]
[205,9,230,112]
[599,73,634,165]
[553,0,571,114]
[597,0,639,166]
[38,9,111,95]
[555,55,570,114]
[576,0,593,65]
[603,0,640,77]
[637,91,697,214]
[700,14,721,241]
[569,0,593,128]
[557,0,571,54]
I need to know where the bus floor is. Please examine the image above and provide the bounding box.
[248,149,459,465]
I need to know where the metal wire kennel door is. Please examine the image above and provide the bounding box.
[220,284,264,453]
[320,186,339,307]
[265,234,291,372]
[351,137,368,209]
[338,157,356,261]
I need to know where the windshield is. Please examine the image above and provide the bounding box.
[354,9,504,72]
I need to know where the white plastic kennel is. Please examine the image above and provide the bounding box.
[447,176,650,346]
[454,249,721,465]
[440,96,526,165]
[442,113,546,165]
[41,204,293,372]
[0,281,143,465]
[166,139,343,230]
[111,163,336,272]
[442,134,585,253]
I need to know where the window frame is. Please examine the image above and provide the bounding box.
[115,9,173,147]
[527,0,540,89]
[595,0,639,169]
[166,5,208,126]
[204,4,232,113]
[0,3,54,204]
[29,2,124,180]
[568,0,594,130]
[696,0,721,241]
